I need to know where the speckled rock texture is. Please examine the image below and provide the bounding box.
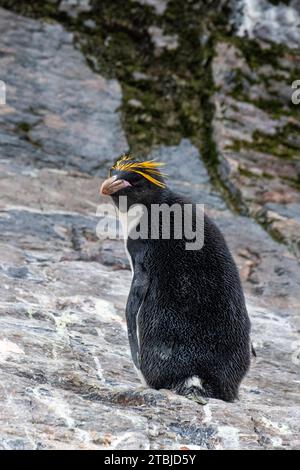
[212,28,300,257]
[0,4,299,450]
[234,0,300,48]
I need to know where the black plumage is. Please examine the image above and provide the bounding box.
[100,156,251,403]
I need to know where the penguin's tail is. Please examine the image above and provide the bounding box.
[174,376,208,405]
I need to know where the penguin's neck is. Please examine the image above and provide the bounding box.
[114,187,184,275]
[111,187,178,210]
[117,203,145,278]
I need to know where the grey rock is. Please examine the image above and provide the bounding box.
[149,139,227,210]
[83,19,96,29]
[132,71,152,81]
[148,26,179,54]
[5,266,29,279]
[59,0,91,18]
[211,40,300,257]
[0,79,5,105]
[127,98,143,109]
[0,8,127,176]
[233,0,300,49]
[133,0,168,16]
[0,6,299,450]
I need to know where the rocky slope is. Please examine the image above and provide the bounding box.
[213,0,300,257]
[0,2,299,450]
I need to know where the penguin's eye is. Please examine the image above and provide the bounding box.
[124,172,142,186]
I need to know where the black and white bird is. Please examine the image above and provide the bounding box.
[100,154,251,403]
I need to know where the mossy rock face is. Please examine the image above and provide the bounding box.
[1,7,300,451]
[213,37,300,166]
[211,35,300,255]
[0,0,231,157]
[0,0,62,18]
[1,0,300,253]
[74,0,231,157]
[0,0,237,211]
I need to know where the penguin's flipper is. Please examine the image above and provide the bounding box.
[125,271,150,370]
[251,342,257,357]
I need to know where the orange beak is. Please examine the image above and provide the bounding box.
[100,175,132,196]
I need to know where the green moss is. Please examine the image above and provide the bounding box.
[17,122,31,133]
[0,0,231,155]
[238,166,274,180]
[1,0,300,247]
[75,0,231,158]
[238,167,259,179]
[262,172,274,180]
[251,98,295,119]
[232,37,286,70]
[222,37,300,121]
[229,122,300,160]
[7,0,242,211]
[14,120,42,148]
[0,0,67,21]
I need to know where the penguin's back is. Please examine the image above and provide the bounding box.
[125,192,251,402]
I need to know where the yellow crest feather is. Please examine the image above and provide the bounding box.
[111,154,166,188]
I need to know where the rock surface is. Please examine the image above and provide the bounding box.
[0,8,127,174]
[212,5,300,257]
[234,0,300,48]
[0,5,299,450]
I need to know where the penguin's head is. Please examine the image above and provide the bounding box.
[100,154,166,205]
